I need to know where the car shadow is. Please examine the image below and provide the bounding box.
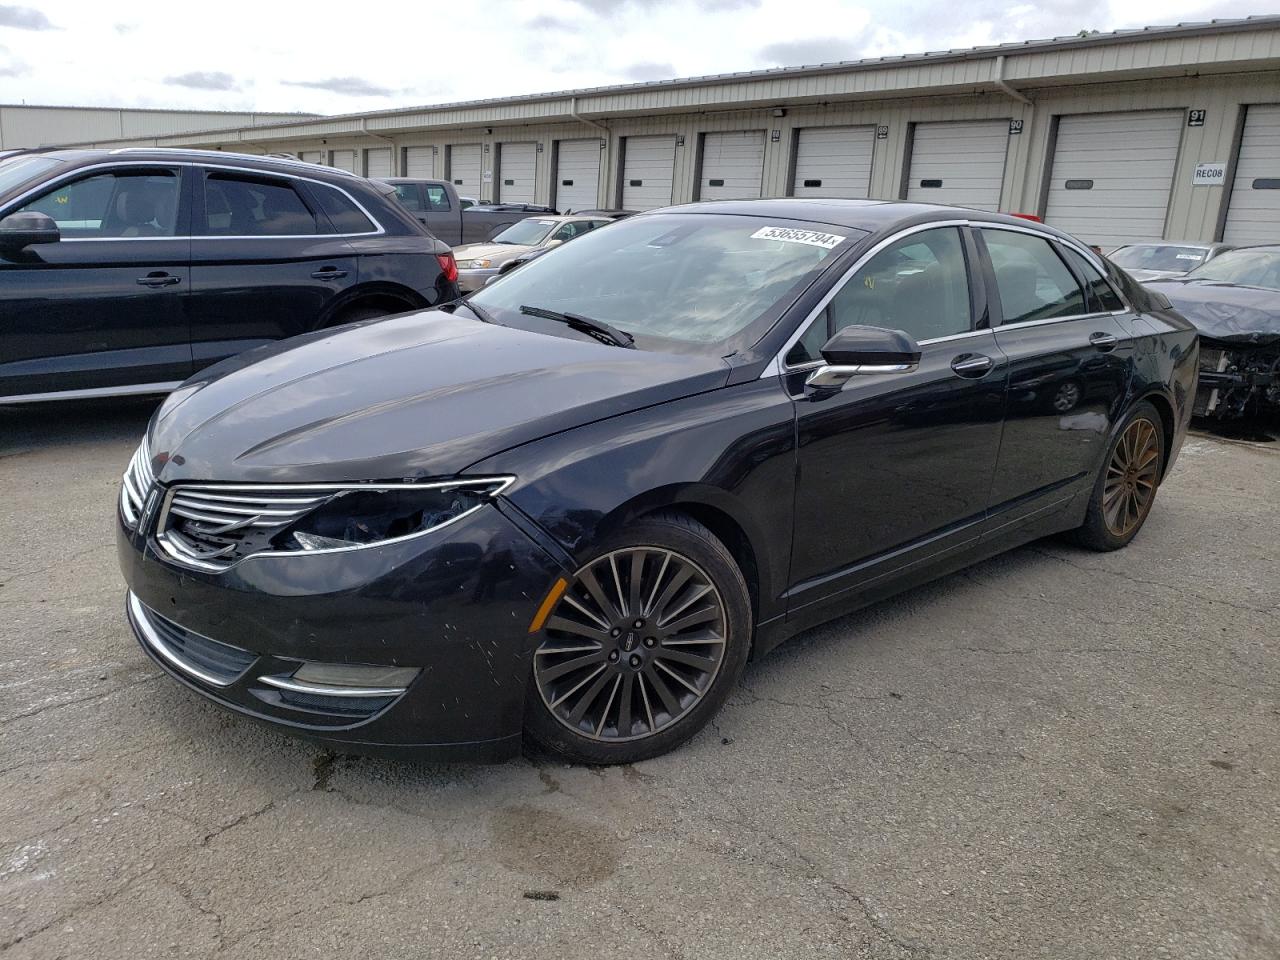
[0,396,160,458]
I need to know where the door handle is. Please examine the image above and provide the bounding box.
[311,268,349,280]
[951,353,994,378]
[1089,332,1119,351]
[136,272,180,288]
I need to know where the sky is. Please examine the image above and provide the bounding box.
[0,0,1270,116]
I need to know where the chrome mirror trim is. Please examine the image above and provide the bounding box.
[805,361,918,389]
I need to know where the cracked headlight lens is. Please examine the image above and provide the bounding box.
[281,478,512,552]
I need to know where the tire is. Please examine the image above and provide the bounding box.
[1071,400,1165,551]
[524,512,752,765]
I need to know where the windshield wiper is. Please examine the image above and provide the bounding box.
[519,305,635,349]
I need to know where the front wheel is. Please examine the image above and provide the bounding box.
[524,513,751,764]
[1072,401,1164,551]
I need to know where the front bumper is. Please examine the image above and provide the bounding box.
[118,499,565,760]
[456,266,500,292]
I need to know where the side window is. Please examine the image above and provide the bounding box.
[1062,246,1125,312]
[19,169,179,238]
[983,229,1087,324]
[785,227,972,365]
[424,185,451,211]
[393,183,424,212]
[310,183,377,234]
[204,174,316,236]
[552,222,580,242]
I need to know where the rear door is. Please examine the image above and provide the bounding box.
[699,131,765,200]
[784,225,1008,616]
[498,143,537,203]
[791,126,875,198]
[0,163,192,400]
[1223,104,1280,245]
[622,135,676,210]
[187,168,361,370]
[905,120,1009,211]
[554,139,601,212]
[447,144,484,202]
[977,225,1135,534]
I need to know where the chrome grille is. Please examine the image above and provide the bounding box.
[158,486,338,571]
[119,438,153,529]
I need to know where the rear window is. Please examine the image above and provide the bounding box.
[1108,244,1208,271]
[204,173,316,236]
[310,183,377,234]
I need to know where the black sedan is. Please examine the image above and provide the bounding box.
[1145,245,1280,420]
[117,199,1198,764]
[0,148,458,404]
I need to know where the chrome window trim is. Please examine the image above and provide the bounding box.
[762,219,972,378]
[0,381,182,405]
[153,476,515,572]
[1,159,385,239]
[256,675,408,699]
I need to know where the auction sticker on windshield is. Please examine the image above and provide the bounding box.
[750,226,845,249]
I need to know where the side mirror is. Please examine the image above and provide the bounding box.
[806,325,921,391]
[0,211,60,252]
[544,238,563,248]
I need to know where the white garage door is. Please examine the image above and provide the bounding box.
[364,148,391,178]
[448,144,483,197]
[1224,104,1280,245]
[403,146,434,179]
[555,139,600,212]
[792,126,875,198]
[622,135,676,210]
[1044,111,1183,248]
[499,142,537,203]
[329,150,356,173]
[298,151,322,164]
[905,120,1009,211]
[700,131,765,200]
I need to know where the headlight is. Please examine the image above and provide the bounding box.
[460,258,491,269]
[283,478,513,552]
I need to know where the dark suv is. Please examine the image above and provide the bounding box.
[0,149,459,404]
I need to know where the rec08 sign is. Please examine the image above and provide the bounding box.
[1192,162,1227,186]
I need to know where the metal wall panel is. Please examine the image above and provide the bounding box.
[554,139,601,212]
[699,130,765,200]
[791,126,875,198]
[498,142,537,202]
[905,120,1009,210]
[621,135,677,209]
[1223,104,1280,245]
[1044,110,1183,247]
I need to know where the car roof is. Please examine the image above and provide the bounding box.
[655,197,1088,244]
[22,147,368,183]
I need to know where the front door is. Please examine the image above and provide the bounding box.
[188,168,359,371]
[784,225,1008,616]
[0,165,191,400]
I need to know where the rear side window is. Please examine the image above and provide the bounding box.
[19,169,180,238]
[310,183,377,233]
[393,183,424,212]
[425,185,451,211]
[204,174,316,236]
[1062,246,1125,312]
[982,229,1087,324]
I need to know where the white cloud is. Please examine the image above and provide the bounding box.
[0,0,1262,113]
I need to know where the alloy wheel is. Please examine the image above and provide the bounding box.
[534,547,728,742]
[1102,417,1160,537]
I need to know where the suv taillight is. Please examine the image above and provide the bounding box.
[436,253,458,283]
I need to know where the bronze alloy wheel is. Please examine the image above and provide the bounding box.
[534,547,729,743]
[1102,416,1161,537]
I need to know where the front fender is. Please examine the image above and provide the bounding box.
[469,378,798,624]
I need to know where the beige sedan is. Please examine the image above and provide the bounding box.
[453,215,612,291]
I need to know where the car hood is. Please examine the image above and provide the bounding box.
[453,242,531,264]
[1144,278,1280,347]
[147,311,729,484]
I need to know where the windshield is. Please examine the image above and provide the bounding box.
[492,219,558,245]
[1185,249,1280,291]
[469,213,862,352]
[0,156,62,197]
[1108,244,1209,271]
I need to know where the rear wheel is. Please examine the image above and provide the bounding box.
[1072,401,1164,551]
[524,513,751,764]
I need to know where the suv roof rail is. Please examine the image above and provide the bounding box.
[104,147,362,177]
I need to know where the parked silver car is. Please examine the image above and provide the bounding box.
[1107,241,1233,281]
[453,215,612,291]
